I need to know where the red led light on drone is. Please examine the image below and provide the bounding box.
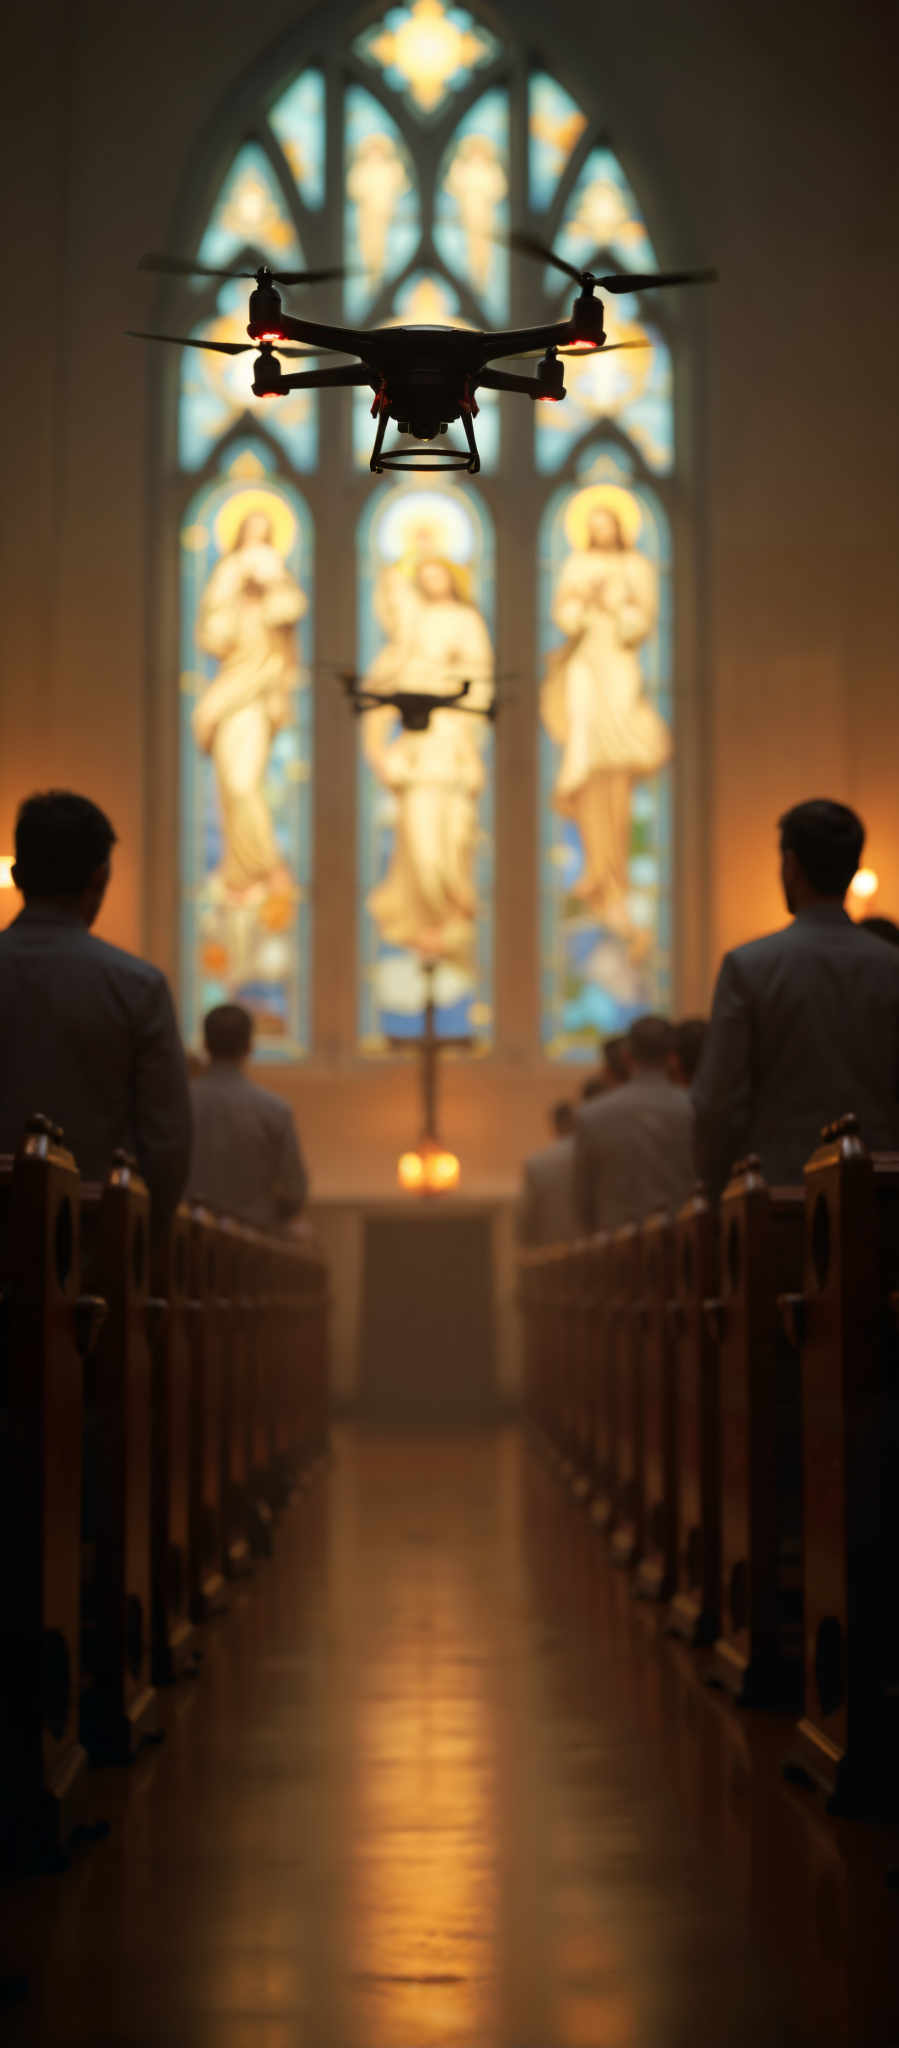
[258,331,284,343]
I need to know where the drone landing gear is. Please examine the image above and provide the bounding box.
[369,403,480,475]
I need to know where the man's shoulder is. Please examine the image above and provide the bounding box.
[723,924,796,977]
[726,917,899,986]
[526,1136,574,1175]
[0,917,169,996]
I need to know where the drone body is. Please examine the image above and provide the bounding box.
[132,242,715,475]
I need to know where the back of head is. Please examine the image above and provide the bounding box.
[858,915,899,948]
[671,1016,707,1085]
[551,1099,575,1138]
[13,790,117,901]
[627,1013,674,1071]
[602,1034,630,1086]
[203,1003,254,1062]
[779,799,864,899]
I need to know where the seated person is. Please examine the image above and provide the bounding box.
[188,1003,307,1230]
[668,1016,707,1087]
[518,1101,578,1246]
[0,789,190,1222]
[574,1014,694,1235]
[692,800,899,1194]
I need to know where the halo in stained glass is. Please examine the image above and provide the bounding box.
[178,280,318,472]
[554,146,657,278]
[538,453,672,1057]
[269,69,326,208]
[356,482,495,1049]
[350,272,500,470]
[353,0,499,117]
[535,295,673,474]
[434,90,509,321]
[344,88,421,317]
[197,142,301,272]
[528,73,587,212]
[180,446,313,1058]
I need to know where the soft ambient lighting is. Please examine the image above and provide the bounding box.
[849,866,879,904]
[397,1138,461,1195]
[0,855,15,889]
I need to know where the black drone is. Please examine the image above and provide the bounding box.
[338,672,497,730]
[131,234,716,475]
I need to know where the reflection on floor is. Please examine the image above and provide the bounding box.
[3,1425,899,2046]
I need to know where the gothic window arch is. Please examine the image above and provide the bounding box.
[169,4,685,1061]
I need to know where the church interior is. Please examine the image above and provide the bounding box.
[2,0,899,2039]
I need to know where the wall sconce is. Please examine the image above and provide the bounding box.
[0,855,15,890]
[397,1136,461,1196]
[848,866,879,916]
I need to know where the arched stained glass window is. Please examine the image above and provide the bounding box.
[170,1,685,1062]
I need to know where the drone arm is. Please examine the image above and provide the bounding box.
[277,363,376,393]
[273,312,372,355]
[477,367,564,400]
[480,318,576,363]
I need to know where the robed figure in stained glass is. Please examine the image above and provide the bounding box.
[541,484,669,952]
[193,496,307,900]
[362,546,494,971]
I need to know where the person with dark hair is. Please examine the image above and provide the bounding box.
[573,1012,694,1233]
[188,1003,308,1230]
[580,1032,631,1102]
[692,800,899,1193]
[518,1100,579,1246]
[0,790,191,1219]
[669,1017,707,1087]
[859,915,899,947]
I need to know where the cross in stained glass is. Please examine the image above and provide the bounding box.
[354,0,498,116]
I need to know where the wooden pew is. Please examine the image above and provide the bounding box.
[148,1207,197,1682]
[780,1116,899,1812]
[634,1210,677,1601]
[0,1117,104,1865]
[706,1157,805,1706]
[585,1233,615,1528]
[79,1154,160,1762]
[185,1200,228,1621]
[239,1225,273,1556]
[216,1216,255,1579]
[608,1223,643,1567]
[666,1187,721,1645]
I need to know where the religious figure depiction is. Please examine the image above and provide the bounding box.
[540,485,670,949]
[443,134,508,294]
[193,497,306,900]
[347,132,410,285]
[362,542,494,972]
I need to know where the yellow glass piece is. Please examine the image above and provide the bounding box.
[213,486,297,557]
[369,0,492,113]
[563,481,642,551]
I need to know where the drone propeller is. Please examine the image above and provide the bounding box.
[508,229,717,295]
[126,329,330,359]
[138,252,347,287]
[513,339,652,361]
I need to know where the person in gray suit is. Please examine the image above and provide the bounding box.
[0,790,191,1221]
[518,1100,579,1246]
[691,799,899,1195]
[574,1015,695,1235]
[188,1003,308,1231]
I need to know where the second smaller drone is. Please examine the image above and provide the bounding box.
[338,672,497,731]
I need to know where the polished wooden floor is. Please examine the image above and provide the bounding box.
[4,1425,899,2047]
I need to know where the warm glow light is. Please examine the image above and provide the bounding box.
[0,855,15,889]
[368,0,493,112]
[849,866,879,903]
[397,1138,461,1194]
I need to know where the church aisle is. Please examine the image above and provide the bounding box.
[4,1425,898,2047]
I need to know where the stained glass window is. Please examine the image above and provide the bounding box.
[171,7,684,1066]
[180,449,314,1057]
[357,484,495,1049]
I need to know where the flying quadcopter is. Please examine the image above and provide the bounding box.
[130,234,716,476]
[337,671,498,730]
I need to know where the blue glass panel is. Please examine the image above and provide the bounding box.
[269,69,326,207]
[353,1,499,118]
[178,280,318,472]
[344,88,420,318]
[197,143,301,273]
[434,90,509,321]
[350,273,499,471]
[538,451,672,1058]
[356,483,495,1050]
[554,146,656,279]
[180,448,313,1058]
[528,72,587,212]
[535,292,673,474]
